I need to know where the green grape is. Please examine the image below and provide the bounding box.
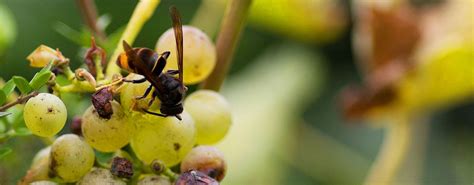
[23,93,67,137]
[156,26,216,84]
[184,90,232,144]
[29,181,58,185]
[21,147,51,183]
[130,111,196,166]
[32,146,51,167]
[77,168,126,185]
[82,101,135,152]
[120,74,160,112]
[180,146,227,181]
[50,134,95,182]
[137,175,172,185]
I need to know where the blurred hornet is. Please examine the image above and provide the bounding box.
[117,6,186,120]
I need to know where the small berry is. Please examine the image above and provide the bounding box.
[24,93,67,137]
[69,116,82,136]
[180,146,226,181]
[156,26,216,84]
[49,134,95,182]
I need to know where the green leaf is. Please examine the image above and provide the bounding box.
[0,147,12,159]
[0,112,11,118]
[12,76,33,94]
[30,62,53,90]
[38,60,53,74]
[1,79,15,95]
[0,120,6,133]
[29,72,52,90]
[0,91,5,105]
[54,22,90,46]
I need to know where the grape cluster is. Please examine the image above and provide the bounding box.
[20,25,232,184]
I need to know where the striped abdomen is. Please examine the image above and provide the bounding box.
[116,48,159,74]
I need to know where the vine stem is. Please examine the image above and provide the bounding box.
[76,0,106,40]
[200,0,253,91]
[364,115,413,185]
[105,0,160,77]
[0,91,39,112]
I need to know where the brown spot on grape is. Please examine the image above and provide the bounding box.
[110,157,133,179]
[174,143,181,151]
[47,107,54,113]
[49,156,58,178]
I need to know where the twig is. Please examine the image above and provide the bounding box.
[76,0,106,40]
[0,91,39,112]
[200,0,253,91]
[364,115,413,185]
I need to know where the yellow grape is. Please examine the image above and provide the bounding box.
[120,74,160,112]
[156,26,216,84]
[29,181,57,185]
[82,101,135,152]
[24,93,67,137]
[130,111,196,166]
[77,168,126,185]
[137,175,171,185]
[184,90,231,144]
[50,134,95,182]
[180,146,227,181]
[21,147,51,183]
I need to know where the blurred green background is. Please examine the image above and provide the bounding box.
[0,0,472,184]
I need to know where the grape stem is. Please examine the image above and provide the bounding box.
[76,0,106,41]
[105,0,161,77]
[163,168,178,181]
[0,91,39,112]
[94,54,105,80]
[200,0,253,91]
[364,115,414,185]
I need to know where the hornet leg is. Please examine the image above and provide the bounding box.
[136,84,153,100]
[166,70,179,75]
[142,109,167,117]
[123,78,146,84]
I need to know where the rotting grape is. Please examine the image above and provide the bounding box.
[77,167,126,185]
[50,134,95,182]
[23,93,67,137]
[110,157,134,179]
[82,101,135,152]
[156,26,216,84]
[137,175,172,185]
[180,146,227,182]
[184,90,231,144]
[175,170,219,185]
[130,111,196,166]
[120,74,160,112]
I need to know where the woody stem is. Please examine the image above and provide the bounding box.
[200,0,253,91]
